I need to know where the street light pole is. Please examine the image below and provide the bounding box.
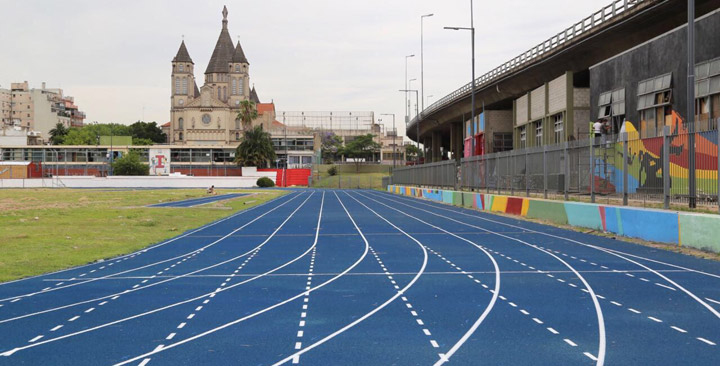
[381,113,396,168]
[445,0,476,156]
[687,0,696,208]
[405,54,415,126]
[421,13,434,114]
[400,89,420,164]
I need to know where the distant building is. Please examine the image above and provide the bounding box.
[168,6,275,146]
[0,81,86,144]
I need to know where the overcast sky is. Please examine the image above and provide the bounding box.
[1,0,602,135]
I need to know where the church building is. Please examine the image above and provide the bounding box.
[168,6,275,145]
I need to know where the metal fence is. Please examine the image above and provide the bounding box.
[393,127,720,211]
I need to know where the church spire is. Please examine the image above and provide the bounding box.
[173,40,193,64]
[222,5,228,30]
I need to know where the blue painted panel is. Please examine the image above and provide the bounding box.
[564,202,603,230]
[619,207,679,244]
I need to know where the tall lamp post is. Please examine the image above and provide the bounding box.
[445,0,476,155]
[399,89,419,163]
[421,13,434,113]
[381,113,396,168]
[405,54,415,126]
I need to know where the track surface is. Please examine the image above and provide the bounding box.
[147,193,248,208]
[1,190,718,365]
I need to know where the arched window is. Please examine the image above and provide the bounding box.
[178,132,183,141]
[179,64,184,72]
[178,118,184,129]
[232,79,236,95]
[182,78,188,94]
[235,64,240,73]
[235,132,240,140]
[223,86,227,100]
[174,77,180,94]
[217,87,221,99]
[238,78,244,95]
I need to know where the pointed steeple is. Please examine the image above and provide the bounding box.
[250,86,260,103]
[205,6,235,74]
[232,41,249,64]
[173,40,193,64]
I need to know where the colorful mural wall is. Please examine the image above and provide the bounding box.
[594,112,719,196]
[389,185,720,253]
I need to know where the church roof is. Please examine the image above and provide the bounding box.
[232,41,249,64]
[257,102,274,115]
[205,6,236,74]
[193,82,200,98]
[250,86,260,103]
[173,41,193,64]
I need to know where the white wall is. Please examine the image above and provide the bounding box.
[0,174,275,189]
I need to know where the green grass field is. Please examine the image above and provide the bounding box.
[0,188,286,282]
[310,172,388,190]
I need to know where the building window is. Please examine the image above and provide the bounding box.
[223,86,227,100]
[534,121,543,146]
[232,79,237,95]
[217,87,221,100]
[179,64,184,72]
[553,114,564,144]
[178,118,184,129]
[638,73,672,138]
[235,118,241,129]
[175,77,180,94]
[238,78,244,96]
[493,133,513,152]
[235,132,240,140]
[235,64,240,73]
[519,126,527,149]
[178,132,183,141]
[695,57,720,131]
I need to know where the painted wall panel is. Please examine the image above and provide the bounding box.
[565,202,604,230]
[678,213,720,252]
[618,208,678,244]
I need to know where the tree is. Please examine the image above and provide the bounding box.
[321,132,343,163]
[48,123,68,145]
[128,121,166,143]
[236,100,258,131]
[405,144,423,161]
[340,134,380,172]
[235,125,277,168]
[111,151,149,176]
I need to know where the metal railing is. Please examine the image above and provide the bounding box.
[392,125,720,211]
[409,0,654,131]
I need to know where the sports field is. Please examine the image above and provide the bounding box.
[0,189,718,365]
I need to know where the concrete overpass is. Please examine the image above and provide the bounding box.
[409,0,720,162]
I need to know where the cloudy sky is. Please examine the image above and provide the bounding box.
[1,0,601,135]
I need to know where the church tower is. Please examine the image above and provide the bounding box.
[171,40,195,142]
[205,5,234,103]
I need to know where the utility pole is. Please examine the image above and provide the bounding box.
[687,0,697,208]
[421,13,434,113]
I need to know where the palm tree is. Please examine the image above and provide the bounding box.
[49,122,68,145]
[235,125,276,168]
[236,100,258,131]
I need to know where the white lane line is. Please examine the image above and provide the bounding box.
[186,314,195,320]
[520,310,530,315]
[352,192,501,366]
[84,308,95,313]
[610,301,622,307]
[68,316,79,322]
[584,352,598,361]
[628,308,641,314]
[647,316,663,323]
[547,327,559,335]
[564,339,578,347]
[166,333,176,340]
[670,326,687,333]
[697,337,716,346]
[138,358,151,366]
[430,340,440,348]
[50,325,63,332]
[532,318,544,324]
[28,335,43,343]
[655,283,676,291]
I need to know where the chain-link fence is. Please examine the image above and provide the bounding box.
[393,126,720,210]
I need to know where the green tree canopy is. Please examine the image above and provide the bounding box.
[236,100,258,131]
[49,123,68,145]
[405,144,423,160]
[340,134,380,171]
[111,151,149,176]
[235,125,277,168]
[128,121,167,143]
[60,122,165,145]
[321,132,343,163]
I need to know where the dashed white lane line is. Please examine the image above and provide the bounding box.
[138,359,151,366]
[28,335,43,343]
[628,308,642,314]
[166,333,176,340]
[291,246,317,364]
[564,339,578,347]
[50,325,63,332]
[647,316,663,323]
[68,316,80,322]
[671,326,687,333]
[547,327,559,335]
[655,283,676,291]
[697,337,716,346]
[177,322,186,329]
[584,352,598,361]
[706,297,720,306]
[532,318,544,325]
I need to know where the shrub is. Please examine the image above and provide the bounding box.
[112,151,149,176]
[256,177,275,188]
[327,166,338,176]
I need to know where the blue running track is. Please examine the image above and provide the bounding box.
[0,190,718,365]
[148,193,248,208]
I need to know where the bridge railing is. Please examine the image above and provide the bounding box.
[409,0,654,130]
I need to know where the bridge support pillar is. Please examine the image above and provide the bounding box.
[432,131,442,162]
[450,122,464,162]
